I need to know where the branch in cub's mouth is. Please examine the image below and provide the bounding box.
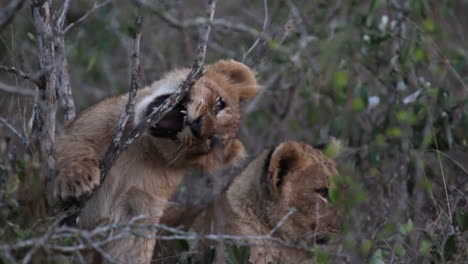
[147,95,188,139]
[97,0,217,198]
[57,1,219,216]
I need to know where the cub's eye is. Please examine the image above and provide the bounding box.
[215,97,225,113]
[315,188,329,199]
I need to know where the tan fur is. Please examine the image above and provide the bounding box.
[52,60,260,264]
[189,141,342,264]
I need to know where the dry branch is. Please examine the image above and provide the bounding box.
[136,0,267,40]
[100,13,143,181]
[0,117,28,146]
[31,0,59,201]
[0,211,311,262]
[0,65,41,87]
[0,81,35,97]
[63,0,112,34]
[54,0,76,121]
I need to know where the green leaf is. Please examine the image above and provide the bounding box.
[369,249,385,264]
[394,243,405,256]
[324,138,343,159]
[405,219,414,234]
[419,239,432,255]
[396,110,416,124]
[453,211,468,231]
[352,98,365,112]
[225,242,250,264]
[423,19,435,32]
[334,71,348,88]
[443,235,457,261]
[361,239,372,254]
[6,174,19,196]
[412,48,426,62]
[314,246,330,263]
[27,32,36,41]
[386,127,402,138]
[87,53,98,72]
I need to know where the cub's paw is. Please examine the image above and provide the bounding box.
[53,156,100,203]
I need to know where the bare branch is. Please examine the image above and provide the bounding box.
[0,81,35,97]
[57,0,71,28]
[268,208,297,236]
[137,0,264,39]
[0,117,28,146]
[31,0,59,204]
[54,41,76,121]
[0,213,315,258]
[100,13,143,181]
[63,0,112,34]
[242,0,269,62]
[0,65,41,87]
[0,0,26,32]
[20,219,59,264]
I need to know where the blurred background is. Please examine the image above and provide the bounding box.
[0,0,467,263]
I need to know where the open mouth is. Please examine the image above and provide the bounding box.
[147,95,187,139]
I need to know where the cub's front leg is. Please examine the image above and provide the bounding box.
[102,187,165,264]
[53,136,101,205]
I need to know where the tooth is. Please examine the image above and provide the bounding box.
[180,110,187,114]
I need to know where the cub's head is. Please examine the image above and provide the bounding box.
[134,60,260,172]
[263,141,342,246]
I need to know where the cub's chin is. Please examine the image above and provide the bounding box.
[149,136,244,172]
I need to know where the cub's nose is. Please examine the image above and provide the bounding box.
[189,116,203,138]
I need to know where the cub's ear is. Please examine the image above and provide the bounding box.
[268,141,304,191]
[209,59,261,101]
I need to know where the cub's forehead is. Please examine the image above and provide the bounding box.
[299,165,332,184]
[187,78,237,106]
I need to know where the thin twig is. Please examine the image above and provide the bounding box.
[54,0,76,121]
[0,117,28,146]
[433,149,468,176]
[269,208,297,236]
[0,213,315,256]
[0,65,41,87]
[20,219,59,264]
[57,0,71,28]
[402,16,467,92]
[137,0,266,40]
[63,0,112,34]
[0,81,35,97]
[431,121,454,233]
[242,0,269,62]
[100,13,143,181]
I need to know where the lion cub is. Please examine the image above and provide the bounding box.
[52,60,260,264]
[186,141,342,264]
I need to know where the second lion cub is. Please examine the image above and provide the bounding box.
[158,141,342,264]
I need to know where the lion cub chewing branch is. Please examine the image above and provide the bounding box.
[52,60,260,264]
